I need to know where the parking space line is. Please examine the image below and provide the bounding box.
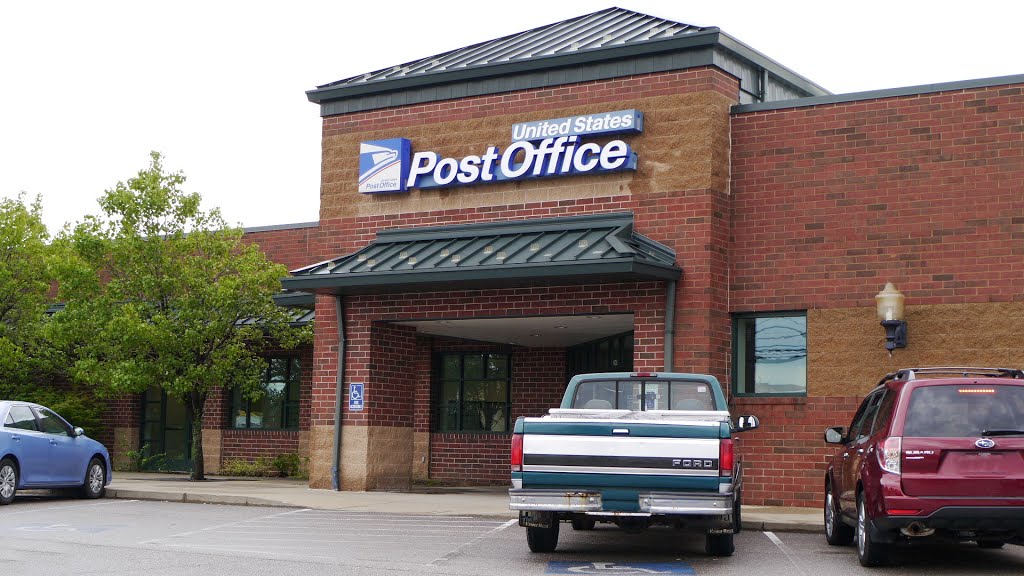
[0,499,140,518]
[138,507,310,545]
[764,531,808,576]
[428,518,517,566]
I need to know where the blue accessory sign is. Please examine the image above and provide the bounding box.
[349,383,364,412]
[546,562,693,574]
[359,139,410,193]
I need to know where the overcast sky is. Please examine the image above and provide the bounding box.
[2,1,1022,235]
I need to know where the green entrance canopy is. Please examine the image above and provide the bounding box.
[281,213,680,295]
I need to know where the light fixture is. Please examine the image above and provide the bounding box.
[875,282,907,355]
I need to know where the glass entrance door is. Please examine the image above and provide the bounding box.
[140,386,192,471]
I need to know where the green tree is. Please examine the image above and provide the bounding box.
[50,152,310,480]
[0,193,52,388]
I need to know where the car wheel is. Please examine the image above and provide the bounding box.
[734,492,743,534]
[977,540,1005,549]
[80,458,105,499]
[705,532,735,557]
[856,494,888,567]
[0,458,17,505]
[825,481,854,545]
[571,517,596,531]
[526,521,559,553]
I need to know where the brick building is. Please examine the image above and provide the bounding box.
[107,7,1023,508]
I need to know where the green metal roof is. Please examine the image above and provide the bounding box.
[281,213,680,295]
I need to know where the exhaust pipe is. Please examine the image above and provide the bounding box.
[901,522,935,537]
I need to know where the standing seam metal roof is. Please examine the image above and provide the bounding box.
[314,7,708,91]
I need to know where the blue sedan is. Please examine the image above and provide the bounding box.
[0,401,112,505]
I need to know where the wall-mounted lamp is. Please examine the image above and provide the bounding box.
[875,282,907,356]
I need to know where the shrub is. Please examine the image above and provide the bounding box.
[219,457,278,477]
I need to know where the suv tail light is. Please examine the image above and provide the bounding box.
[511,433,523,472]
[878,436,902,474]
[719,438,734,477]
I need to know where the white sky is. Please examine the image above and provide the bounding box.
[2,1,1022,235]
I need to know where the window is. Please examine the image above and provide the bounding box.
[848,391,885,442]
[733,312,807,395]
[35,408,72,436]
[904,385,1024,438]
[435,352,511,433]
[4,413,13,426]
[6,406,38,431]
[231,357,301,430]
[572,379,717,411]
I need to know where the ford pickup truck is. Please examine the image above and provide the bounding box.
[509,371,759,555]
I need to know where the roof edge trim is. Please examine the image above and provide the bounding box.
[376,212,636,243]
[732,73,1024,114]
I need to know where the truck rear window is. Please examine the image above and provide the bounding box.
[903,384,1024,437]
[572,379,717,411]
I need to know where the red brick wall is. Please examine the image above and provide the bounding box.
[729,81,1024,506]
[731,83,1024,311]
[243,224,320,273]
[730,397,861,507]
[222,429,301,461]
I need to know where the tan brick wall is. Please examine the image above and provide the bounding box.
[112,427,138,471]
[320,70,737,221]
[365,426,413,490]
[202,428,222,474]
[412,431,429,481]
[808,302,1024,398]
[309,424,336,489]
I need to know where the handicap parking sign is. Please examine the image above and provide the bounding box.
[349,383,364,412]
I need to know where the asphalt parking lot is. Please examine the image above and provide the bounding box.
[1,496,1023,575]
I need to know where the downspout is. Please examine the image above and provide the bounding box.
[664,280,676,372]
[332,294,345,491]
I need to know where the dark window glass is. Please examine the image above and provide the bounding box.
[566,330,634,379]
[871,390,897,435]
[435,352,511,432]
[35,408,72,436]
[7,406,38,431]
[904,385,1024,438]
[849,392,883,441]
[4,413,13,426]
[734,313,807,395]
[574,379,716,411]
[231,357,302,430]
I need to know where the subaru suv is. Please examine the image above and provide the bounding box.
[823,367,1024,566]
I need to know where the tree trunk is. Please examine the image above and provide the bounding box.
[189,391,207,481]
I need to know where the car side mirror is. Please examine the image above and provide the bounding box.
[824,426,846,444]
[734,415,759,432]
[73,427,85,437]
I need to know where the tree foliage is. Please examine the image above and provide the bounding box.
[50,152,310,480]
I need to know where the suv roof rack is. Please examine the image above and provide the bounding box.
[878,367,1024,386]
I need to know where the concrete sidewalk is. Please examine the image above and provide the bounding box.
[105,472,822,533]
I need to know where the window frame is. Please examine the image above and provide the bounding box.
[433,351,513,434]
[731,310,808,397]
[229,356,302,431]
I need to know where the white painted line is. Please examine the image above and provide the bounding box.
[0,499,140,518]
[428,518,517,566]
[764,531,808,576]
[137,507,309,545]
[196,531,462,539]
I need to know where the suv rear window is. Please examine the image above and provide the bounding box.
[572,379,717,411]
[903,384,1024,437]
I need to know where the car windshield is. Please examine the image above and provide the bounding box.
[903,384,1024,437]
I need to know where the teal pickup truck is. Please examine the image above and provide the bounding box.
[509,372,760,555]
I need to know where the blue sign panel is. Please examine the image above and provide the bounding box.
[546,562,694,574]
[359,138,410,193]
[349,383,364,412]
[511,109,643,142]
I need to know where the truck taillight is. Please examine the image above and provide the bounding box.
[878,436,902,475]
[719,438,734,477]
[511,433,523,472]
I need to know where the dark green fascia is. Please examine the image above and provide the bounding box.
[280,258,681,294]
[272,291,315,308]
[378,212,634,243]
[306,29,724,104]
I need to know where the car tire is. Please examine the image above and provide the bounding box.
[80,458,105,499]
[526,521,559,553]
[705,532,735,557]
[734,492,743,534]
[0,458,17,505]
[825,481,854,545]
[977,540,1005,549]
[856,494,888,567]
[571,517,596,531]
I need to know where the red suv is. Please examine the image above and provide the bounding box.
[824,367,1024,566]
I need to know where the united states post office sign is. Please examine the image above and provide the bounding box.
[358,110,642,194]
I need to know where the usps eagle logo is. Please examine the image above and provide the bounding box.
[358,138,410,194]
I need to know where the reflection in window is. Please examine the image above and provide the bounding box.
[734,313,807,395]
[231,357,302,430]
[435,353,511,433]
